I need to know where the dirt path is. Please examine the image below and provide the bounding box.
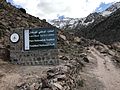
[0,61,55,90]
[89,47,120,90]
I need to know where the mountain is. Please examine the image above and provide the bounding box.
[76,8,120,44]
[49,17,81,30]
[101,2,120,16]
[50,2,120,30]
[74,2,120,45]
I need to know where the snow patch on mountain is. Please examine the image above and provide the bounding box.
[101,11,112,16]
[82,18,94,26]
[49,18,82,29]
[101,2,120,16]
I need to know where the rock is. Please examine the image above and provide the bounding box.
[60,66,68,73]
[53,83,63,90]
[47,69,57,79]
[108,50,116,56]
[16,82,25,87]
[34,83,41,90]
[66,40,70,45]
[74,37,81,43]
[58,49,64,53]
[59,35,66,41]
[47,73,55,79]
[30,83,36,90]
[56,75,66,81]
[59,55,69,60]
[16,17,22,20]
[19,8,26,13]
[47,69,55,73]
[41,78,51,89]
[0,3,4,9]
[83,57,89,63]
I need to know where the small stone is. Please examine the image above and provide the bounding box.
[30,83,36,90]
[59,56,69,60]
[59,35,66,40]
[74,37,81,43]
[53,83,63,90]
[16,17,22,20]
[56,75,66,81]
[47,69,55,73]
[83,57,89,63]
[16,82,25,87]
[59,49,64,53]
[66,40,70,45]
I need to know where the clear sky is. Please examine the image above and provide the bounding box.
[7,0,120,19]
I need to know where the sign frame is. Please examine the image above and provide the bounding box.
[23,27,57,51]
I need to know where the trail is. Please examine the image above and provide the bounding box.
[89,47,120,90]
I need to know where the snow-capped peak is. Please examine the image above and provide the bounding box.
[49,17,82,29]
[101,2,120,16]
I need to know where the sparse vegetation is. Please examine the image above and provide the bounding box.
[0,29,4,39]
[19,8,26,13]
[42,19,46,22]
[77,79,84,87]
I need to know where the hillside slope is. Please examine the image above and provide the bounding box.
[0,1,87,89]
[0,0,53,41]
[77,8,120,45]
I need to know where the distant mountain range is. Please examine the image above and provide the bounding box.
[49,2,120,30]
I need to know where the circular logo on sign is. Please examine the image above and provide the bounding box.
[10,33,19,43]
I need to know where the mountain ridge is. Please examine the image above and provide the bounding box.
[50,2,120,30]
[76,8,120,44]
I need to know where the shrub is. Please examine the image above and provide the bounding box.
[42,19,46,22]
[19,8,26,13]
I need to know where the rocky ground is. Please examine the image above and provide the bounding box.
[0,34,120,90]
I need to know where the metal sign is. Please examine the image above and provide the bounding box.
[24,28,57,50]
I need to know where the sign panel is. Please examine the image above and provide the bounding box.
[24,28,57,50]
[10,28,59,65]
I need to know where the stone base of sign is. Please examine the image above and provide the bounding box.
[10,49,59,65]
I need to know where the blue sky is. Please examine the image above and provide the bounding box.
[6,0,119,19]
[95,2,113,12]
[7,0,22,8]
